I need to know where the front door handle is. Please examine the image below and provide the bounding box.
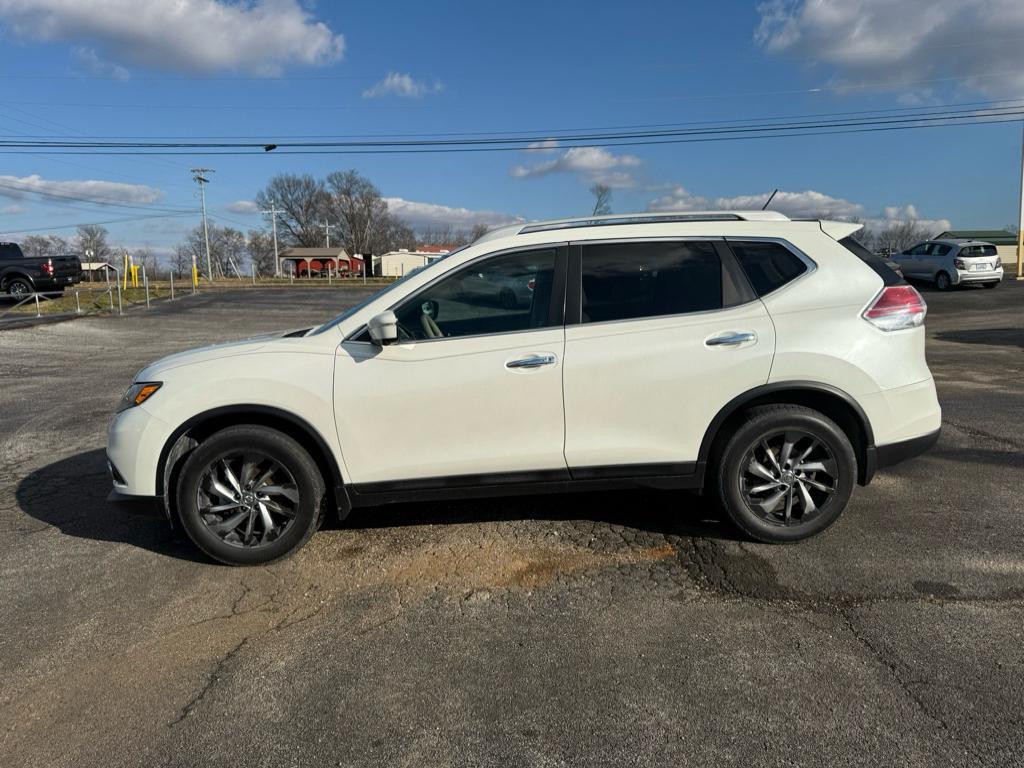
[506,353,557,369]
[705,331,757,347]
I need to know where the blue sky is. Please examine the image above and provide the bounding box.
[1,0,1023,256]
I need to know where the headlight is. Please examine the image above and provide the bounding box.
[116,382,162,413]
[953,258,966,270]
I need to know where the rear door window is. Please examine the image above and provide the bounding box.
[580,241,722,323]
[728,241,808,297]
[960,244,997,257]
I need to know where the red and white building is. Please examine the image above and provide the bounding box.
[278,247,363,277]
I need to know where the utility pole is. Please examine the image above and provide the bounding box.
[190,168,214,281]
[262,201,282,277]
[320,220,334,248]
[1017,122,1024,280]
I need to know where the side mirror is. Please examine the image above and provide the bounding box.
[367,311,398,346]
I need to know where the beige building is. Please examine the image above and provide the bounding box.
[373,249,447,277]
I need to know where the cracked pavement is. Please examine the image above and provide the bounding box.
[0,283,1022,767]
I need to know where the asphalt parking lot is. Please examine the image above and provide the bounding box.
[1,279,1022,767]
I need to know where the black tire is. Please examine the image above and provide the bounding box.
[983,281,999,289]
[498,287,518,309]
[935,271,952,291]
[175,425,325,565]
[715,405,856,543]
[5,277,32,298]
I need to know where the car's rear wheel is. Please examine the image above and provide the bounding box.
[935,271,952,291]
[499,287,518,309]
[176,425,325,565]
[5,278,31,298]
[715,405,856,543]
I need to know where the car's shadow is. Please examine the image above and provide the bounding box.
[16,449,740,562]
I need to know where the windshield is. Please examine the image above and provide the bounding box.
[311,247,468,334]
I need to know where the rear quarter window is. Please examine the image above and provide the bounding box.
[838,237,905,286]
[728,241,808,296]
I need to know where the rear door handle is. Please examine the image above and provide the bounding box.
[705,331,757,347]
[506,353,557,369]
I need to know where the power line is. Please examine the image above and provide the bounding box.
[0,210,194,236]
[0,109,1020,156]
[3,97,1022,142]
[0,103,1021,151]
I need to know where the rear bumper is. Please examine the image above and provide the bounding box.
[863,428,940,484]
[954,268,1002,284]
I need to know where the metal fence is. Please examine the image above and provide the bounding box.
[0,265,191,326]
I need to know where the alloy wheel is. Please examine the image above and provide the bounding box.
[196,452,300,548]
[739,430,838,527]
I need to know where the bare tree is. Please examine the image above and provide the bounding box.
[247,230,276,276]
[254,174,327,247]
[133,247,157,278]
[171,244,195,278]
[324,170,393,256]
[74,224,111,261]
[590,184,612,216]
[176,224,247,279]
[21,235,68,258]
[874,220,934,254]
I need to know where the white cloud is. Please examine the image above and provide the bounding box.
[1,204,25,214]
[511,146,643,188]
[0,0,344,76]
[225,200,260,214]
[647,186,862,218]
[0,174,162,205]
[73,46,129,79]
[646,185,949,232]
[362,72,442,99]
[755,0,1024,96]
[384,197,523,230]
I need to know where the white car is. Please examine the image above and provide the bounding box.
[108,212,941,565]
[893,238,1004,290]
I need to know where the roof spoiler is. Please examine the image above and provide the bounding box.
[819,220,864,240]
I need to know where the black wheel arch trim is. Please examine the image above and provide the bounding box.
[697,381,877,486]
[156,404,351,527]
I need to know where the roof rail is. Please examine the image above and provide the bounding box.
[517,210,790,235]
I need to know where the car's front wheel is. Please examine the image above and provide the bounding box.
[715,405,856,543]
[176,425,325,565]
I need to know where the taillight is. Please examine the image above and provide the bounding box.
[953,258,966,270]
[42,258,54,276]
[862,285,926,331]
[527,279,535,291]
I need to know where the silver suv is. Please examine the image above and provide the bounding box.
[894,238,1003,291]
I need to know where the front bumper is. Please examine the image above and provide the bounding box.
[107,404,173,496]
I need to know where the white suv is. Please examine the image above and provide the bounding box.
[108,212,941,565]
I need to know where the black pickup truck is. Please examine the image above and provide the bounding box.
[0,242,83,297]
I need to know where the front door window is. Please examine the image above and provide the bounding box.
[392,248,559,340]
